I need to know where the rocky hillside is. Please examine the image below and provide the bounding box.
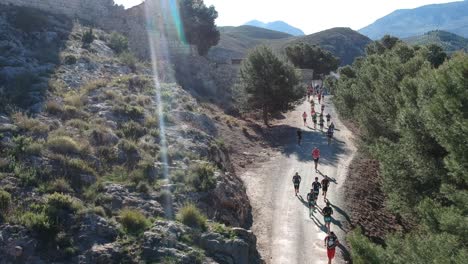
[244,20,305,36]
[0,5,263,263]
[209,26,370,66]
[404,30,468,53]
[359,0,468,39]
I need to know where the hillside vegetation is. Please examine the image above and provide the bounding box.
[329,36,467,263]
[404,30,468,53]
[359,0,468,39]
[0,5,262,263]
[210,26,371,66]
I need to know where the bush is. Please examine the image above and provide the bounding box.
[0,189,11,213]
[47,136,82,155]
[21,212,53,237]
[186,163,217,192]
[82,28,95,46]
[45,100,63,115]
[120,121,147,140]
[39,178,73,194]
[176,204,207,231]
[66,119,90,130]
[25,142,44,156]
[45,193,82,223]
[119,52,137,72]
[108,32,129,54]
[63,55,77,65]
[118,209,150,235]
[12,112,49,134]
[113,104,145,120]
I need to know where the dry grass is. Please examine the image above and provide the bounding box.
[82,79,107,94]
[11,112,49,134]
[45,100,63,115]
[63,92,86,108]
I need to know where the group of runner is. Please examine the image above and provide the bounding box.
[293,82,340,264]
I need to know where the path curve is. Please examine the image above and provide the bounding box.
[241,95,356,264]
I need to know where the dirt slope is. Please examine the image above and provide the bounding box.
[241,95,357,264]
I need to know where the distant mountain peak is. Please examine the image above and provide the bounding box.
[244,20,305,36]
[359,1,468,39]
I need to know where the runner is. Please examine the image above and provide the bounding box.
[312,177,322,199]
[322,201,334,233]
[329,122,335,132]
[321,104,325,114]
[302,112,307,126]
[312,147,320,172]
[307,189,316,214]
[312,113,317,129]
[319,118,325,131]
[326,113,331,126]
[318,93,322,104]
[326,127,334,145]
[296,129,302,145]
[292,172,301,195]
[324,232,339,264]
[321,176,330,200]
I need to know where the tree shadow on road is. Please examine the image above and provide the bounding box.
[262,124,348,166]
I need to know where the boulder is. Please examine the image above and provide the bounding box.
[0,225,45,264]
[76,214,118,251]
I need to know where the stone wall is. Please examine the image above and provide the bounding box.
[0,0,121,23]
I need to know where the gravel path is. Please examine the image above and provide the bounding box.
[241,95,356,264]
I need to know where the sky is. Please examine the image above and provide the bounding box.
[114,0,460,34]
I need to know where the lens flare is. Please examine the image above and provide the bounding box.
[143,0,190,218]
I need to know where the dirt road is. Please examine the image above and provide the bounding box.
[241,95,356,264]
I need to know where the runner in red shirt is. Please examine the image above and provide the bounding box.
[324,232,339,264]
[312,147,320,172]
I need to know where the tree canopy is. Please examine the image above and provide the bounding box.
[179,0,220,56]
[238,46,302,125]
[285,43,340,76]
[329,36,467,263]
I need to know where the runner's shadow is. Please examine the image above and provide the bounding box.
[310,212,328,233]
[329,202,351,224]
[338,243,351,262]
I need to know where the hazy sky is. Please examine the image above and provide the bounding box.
[114,0,460,34]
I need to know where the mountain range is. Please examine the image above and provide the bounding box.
[359,0,468,39]
[244,20,305,36]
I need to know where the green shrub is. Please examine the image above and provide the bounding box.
[120,121,147,140]
[66,119,90,130]
[211,222,236,240]
[108,32,129,54]
[45,193,82,223]
[14,164,38,186]
[39,178,73,194]
[21,212,53,237]
[25,142,44,155]
[92,206,107,217]
[82,28,95,46]
[47,136,82,155]
[0,189,11,213]
[113,104,145,120]
[119,52,137,72]
[186,163,217,192]
[118,209,150,235]
[136,182,150,194]
[176,204,207,230]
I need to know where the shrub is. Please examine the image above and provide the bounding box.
[82,28,95,46]
[47,136,82,155]
[120,121,147,140]
[113,104,145,120]
[25,142,44,155]
[12,112,49,134]
[108,32,129,54]
[176,204,207,231]
[119,52,137,72]
[92,206,107,217]
[136,182,150,194]
[211,223,236,240]
[45,100,63,115]
[63,92,85,108]
[63,55,77,65]
[39,178,73,194]
[21,212,53,237]
[66,119,90,130]
[45,193,82,223]
[82,79,107,94]
[0,189,11,213]
[14,164,38,186]
[186,163,217,192]
[118,209,150,235]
